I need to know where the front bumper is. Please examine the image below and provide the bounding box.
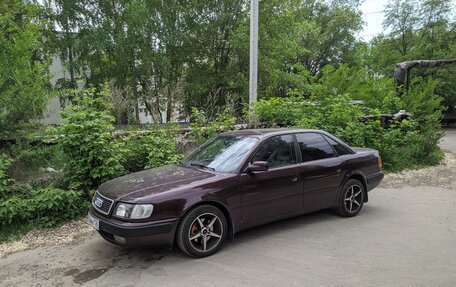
[88,208,178,247]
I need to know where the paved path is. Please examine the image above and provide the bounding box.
[440,128,456,153]
[0,185,455,287]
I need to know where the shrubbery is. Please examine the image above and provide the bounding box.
[190,107,236,144]
[253,96,312,127]
[51,88,185,190]
[52,89,124,191]
[0,75,445,240]
[0,188,88,228]
[0,88,186,240]
[0,154,13,194]
[253,77,444,172]
[6,142,67,187]
[120,133,183,173]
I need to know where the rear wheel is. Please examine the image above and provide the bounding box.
[336,179,365,217]
[176,205,227,258]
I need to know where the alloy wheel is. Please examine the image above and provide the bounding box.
[188,212,224,253]
[344,184,363,213]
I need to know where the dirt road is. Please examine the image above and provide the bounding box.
[0,135,455,286]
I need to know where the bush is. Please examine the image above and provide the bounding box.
[0,188,88,228]
[144,134,184,169]
[120,133,184,173]
[297,95,368,147]
[253,80,444,172]
[52,88,124,191]
[190,108,236,145]
[5,142,67,188]
[253,96,312,126]
[0,154,13,194]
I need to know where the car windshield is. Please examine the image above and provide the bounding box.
[182,136,259,173]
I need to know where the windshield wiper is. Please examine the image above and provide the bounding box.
[189,163,215,172]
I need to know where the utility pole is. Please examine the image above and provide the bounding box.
[249,0,259,109]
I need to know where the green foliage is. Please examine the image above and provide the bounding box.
[253,97,313,127]
[0,188,89,229]
[310,65,396,109]
[47,0,365,118]
[5,143,67,188]
[0,222,36,243]
[297,95,368,147]
[145,135,184,169]
[254,94,371,147]
[370,0,456,112]
[378,120,443,172]
[190,108,236,145]
[0,154,13,194]
[53,88,123,190]
[253,77,444,172]
[0,0,52,135]
[120,133,183,172]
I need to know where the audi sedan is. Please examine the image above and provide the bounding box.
[88,129,383,257]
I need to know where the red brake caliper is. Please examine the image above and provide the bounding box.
[190,223,199,240]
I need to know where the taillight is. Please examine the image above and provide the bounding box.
[378,156,383,168]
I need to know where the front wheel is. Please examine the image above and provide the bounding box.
[335,179,365,217]
[176,205,227,258]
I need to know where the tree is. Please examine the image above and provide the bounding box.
[383,0,419,56]
[183,0,246,117]
[250,0,363,98]
[370,0,456,111]
[0,0,52,136]
[45,0,371,119]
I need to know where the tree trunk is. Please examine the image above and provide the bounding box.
[166,84,173,123]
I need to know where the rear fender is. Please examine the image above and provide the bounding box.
[339,170,368,203]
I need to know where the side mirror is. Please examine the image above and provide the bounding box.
[245,161,269,173]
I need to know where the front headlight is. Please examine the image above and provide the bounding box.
[114,203,154,219]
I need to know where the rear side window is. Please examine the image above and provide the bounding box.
[296,133,335,162]
[323,135,352,156]
[252,135,296,169]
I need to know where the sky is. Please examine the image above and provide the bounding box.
[359,0,389,41]
[360,0,456,41]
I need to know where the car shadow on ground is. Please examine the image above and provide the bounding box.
[95,204,382,262]
[65,205,382,284]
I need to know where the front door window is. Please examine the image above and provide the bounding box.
[252,135,296,169]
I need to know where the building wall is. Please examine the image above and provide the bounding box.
[41,56,66,125]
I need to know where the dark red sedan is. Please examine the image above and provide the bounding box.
[88,129,383,257]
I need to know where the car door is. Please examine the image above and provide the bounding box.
[240,134,302,227]
[295,133,345,213]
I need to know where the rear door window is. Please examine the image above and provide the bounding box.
[323,135,352,156]
[296,133,335,162]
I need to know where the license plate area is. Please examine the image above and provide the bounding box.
[88,213,100,230]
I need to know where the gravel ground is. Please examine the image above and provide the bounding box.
[381,152,456,189]
[1,152,455,260]
[0,219,93,259]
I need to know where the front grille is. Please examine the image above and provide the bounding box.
[92,192,114,215]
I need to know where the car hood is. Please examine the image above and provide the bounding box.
[97,164,216,202]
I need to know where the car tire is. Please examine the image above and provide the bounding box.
[335,179,365,217]
[176,205,228,258]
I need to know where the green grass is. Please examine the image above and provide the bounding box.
[0,223,36,243]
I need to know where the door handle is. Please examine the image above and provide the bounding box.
[291,177,298,182]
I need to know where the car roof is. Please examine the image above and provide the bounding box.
[219,128,323,137]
